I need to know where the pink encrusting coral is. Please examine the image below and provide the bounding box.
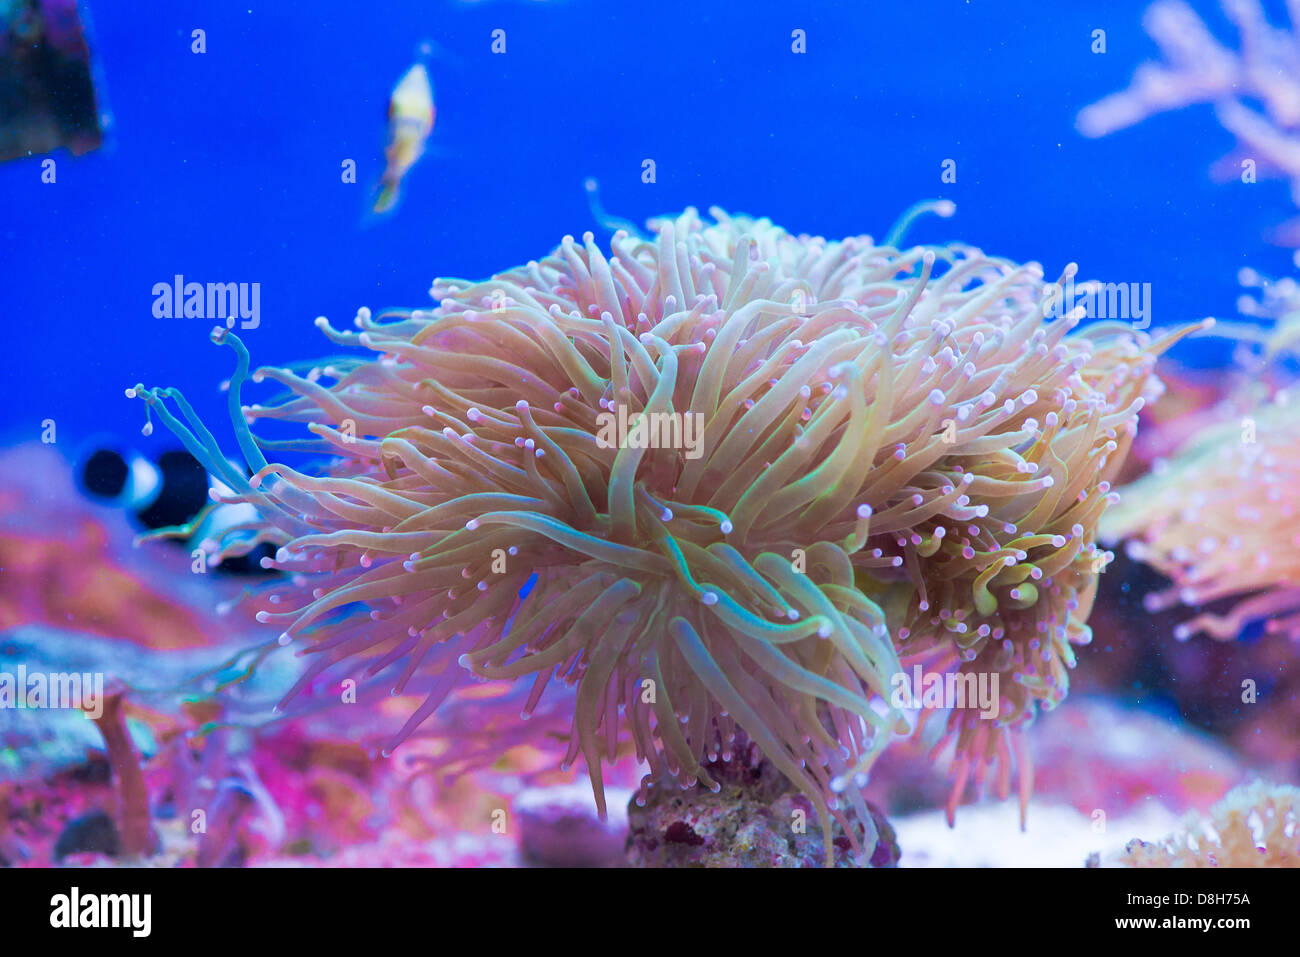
[128,206,1197,860]
[1077,0,1300,245]
[1103,395,1300,641]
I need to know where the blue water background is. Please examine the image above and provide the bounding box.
[3,0,1292,456]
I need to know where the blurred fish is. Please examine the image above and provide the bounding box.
[76,441,275,575]
[77,444,207,530]
[373,62,435,215]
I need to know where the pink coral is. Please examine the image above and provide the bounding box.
[1103,395,1300,641]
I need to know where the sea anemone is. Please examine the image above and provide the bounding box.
[1103,394,1300,642]
[128,205,1189,859]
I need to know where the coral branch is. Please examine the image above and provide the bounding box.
[86,683,158,858]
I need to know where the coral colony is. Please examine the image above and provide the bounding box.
[1123,780,1300,867]
[1084,1,1300,651]
[1103,398,1300,643]
[1077,0,1300,245]
[126,205,1205,861]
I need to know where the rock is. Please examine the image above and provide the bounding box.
[626,734,899,867]
[516,783,630,867]
[53,809,120,860]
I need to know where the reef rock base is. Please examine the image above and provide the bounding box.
[625,732,899,868]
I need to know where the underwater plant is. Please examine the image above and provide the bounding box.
[1122,779,1300,866]
[127,206,1194,859]
[1077,0,1300,245]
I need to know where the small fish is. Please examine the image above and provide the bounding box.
[374,62,435,215]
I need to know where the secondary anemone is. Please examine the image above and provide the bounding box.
[129,206,1189,858]
[1103,396,1300,642]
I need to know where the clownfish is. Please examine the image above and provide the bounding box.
[373,62,435,214]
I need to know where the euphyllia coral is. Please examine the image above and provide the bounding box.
[1104,397,1300,642]
[127,206,1194,859]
